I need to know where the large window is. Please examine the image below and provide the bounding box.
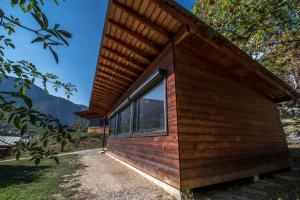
[90,118,104,127]
[109,115,117,136]
[117,105,131,135]
[108,70,166,138]
[135,81,165,134]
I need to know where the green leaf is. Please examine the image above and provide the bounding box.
[41,13,48,29]
[14,117,21,129]
[0,9,4,18]
[58,30,72,38]
[34,158,41,166]
[53,156,59,165]
[20,86,26,95]
[31,12,44,29]
[31,36,44,43]
[49,46,59,64]
[23,96,33,108]
[21,124,28,135]
[16,151,21,160]
[54,24,60,29]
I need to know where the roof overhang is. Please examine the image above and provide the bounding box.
[87,0,298,117]
[74,110,103,119]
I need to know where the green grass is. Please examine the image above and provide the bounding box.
[0,155,79,200]
[281,117,300,130]
[64,131,107,152]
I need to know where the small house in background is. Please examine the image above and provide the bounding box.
[76,0,299,197]
[0,136,20,159]
[74,110,108,134]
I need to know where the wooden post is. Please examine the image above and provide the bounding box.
[80,117,82,133]
[102,117,106,148]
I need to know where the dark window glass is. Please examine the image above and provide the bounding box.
[137,81,165,133]
[109,116,117,136]
[90,118,102,127]
[117,106,131,135]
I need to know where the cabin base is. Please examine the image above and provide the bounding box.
[106,153,181,200]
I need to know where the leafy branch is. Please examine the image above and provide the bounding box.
[0,0,77,165]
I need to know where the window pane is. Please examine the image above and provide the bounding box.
[117,106,131,134]
[90,118,101,127]
[109,116,117,136]
[138,81,165,133]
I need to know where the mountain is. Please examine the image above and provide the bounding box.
[0,77,87,125]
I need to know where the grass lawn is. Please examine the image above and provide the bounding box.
[0,155,79,200]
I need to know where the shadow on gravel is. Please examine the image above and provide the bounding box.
[193,147,300,200]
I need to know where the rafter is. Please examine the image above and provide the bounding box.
[112,0,171,39]
[95,86,123,97]
[94,83,124,95]
[98,75,130,89]
[95,78,126,91]
[92,93,119,104]
[102,45,146,70]
[98,63,137,81]
[90,103,110,112]
[92,94,117,103]
[96,71,131,87]
[105,34,153,62]
[99,65,135,82]
[100,55,141,76]
[107,19,162,53]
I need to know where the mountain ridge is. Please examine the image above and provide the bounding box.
[0,76,87,125]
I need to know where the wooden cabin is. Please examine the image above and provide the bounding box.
[77,0,298,196]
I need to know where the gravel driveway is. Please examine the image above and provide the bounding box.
[74,152,174,200]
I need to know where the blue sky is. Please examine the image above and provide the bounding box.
[1,0,195,106]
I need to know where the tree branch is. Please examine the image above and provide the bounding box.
[3,16,63,45]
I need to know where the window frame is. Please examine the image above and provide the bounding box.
[115,104,132,138]
[131,79,167,137]
[107,69,168,138]
[108,115,118,136]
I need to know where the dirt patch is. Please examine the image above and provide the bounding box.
[69,153,174,200]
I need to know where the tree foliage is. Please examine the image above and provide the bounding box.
[193,0,300,77]
[0,0,76,164]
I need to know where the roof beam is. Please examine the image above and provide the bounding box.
[99,64,135,82]
[112,0,171,40]
[95,78,127,91]
[91,96,115,106]
[92,86,120,97]
[107,19,162,53]
[105,34,153,62]
[90,104,109,113]
[99,63,136,81]
[96,71,131,87]
[91,92,117,102]
[94,84,123,96]
[100,55,141,76]
[97,76,130,89]
[102,45,146,70]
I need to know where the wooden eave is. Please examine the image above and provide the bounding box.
[88,0,297,116]
[74,110,103,119]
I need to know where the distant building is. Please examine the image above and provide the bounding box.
[0,135,32,158]
[0,136,20,158]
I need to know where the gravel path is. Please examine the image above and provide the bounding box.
[75,153,174,200]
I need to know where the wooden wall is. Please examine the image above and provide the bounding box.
[107,43,181,189]
[174,34,291,190]
[87,127,107,134]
